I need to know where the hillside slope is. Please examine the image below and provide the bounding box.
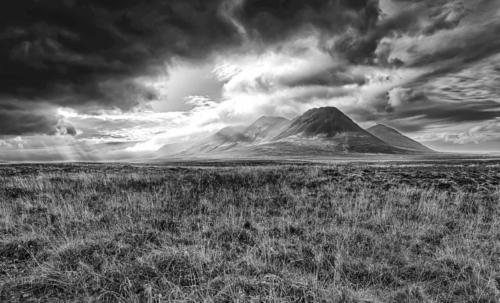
[367,124,434,153]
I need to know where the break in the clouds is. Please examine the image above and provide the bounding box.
[0,0,499,160]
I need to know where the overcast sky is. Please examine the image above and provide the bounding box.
[0,0,499,161]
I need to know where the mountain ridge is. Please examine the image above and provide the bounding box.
[163,107,433,158]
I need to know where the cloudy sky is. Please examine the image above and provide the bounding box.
[0,0,499,161]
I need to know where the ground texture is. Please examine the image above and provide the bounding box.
[0,160,499,302]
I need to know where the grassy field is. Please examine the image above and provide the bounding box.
[0,160,499,302]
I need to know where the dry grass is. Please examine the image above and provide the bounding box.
[0,161,499,302]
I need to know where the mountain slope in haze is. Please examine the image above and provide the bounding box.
[215,126,251,143]
[271,107,400,154]
[244,116,290,142]
[367,124,434,153]
[184,126,249,154]
[180,117,290,155]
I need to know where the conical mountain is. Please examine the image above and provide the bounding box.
[367,124,434,153]
[275,107,364,139]
[272,107,399,153]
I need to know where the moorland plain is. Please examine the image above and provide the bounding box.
[0,160,499,302]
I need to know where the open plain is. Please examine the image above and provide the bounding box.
[0,160,499,302]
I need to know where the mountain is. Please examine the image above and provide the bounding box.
[275,107,363,139]
[271,107,399,154]
[367,124,434,153]
[163,107,434,158]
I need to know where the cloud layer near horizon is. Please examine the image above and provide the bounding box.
[0,0,499,159]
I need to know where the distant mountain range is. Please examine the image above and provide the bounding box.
[159,107,434,158]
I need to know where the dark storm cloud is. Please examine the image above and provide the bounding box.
[332,7,424,64]
[333,0,469,65]
[0,0,242,135]
[370,101,500,134]
[0,0,383,104]
[282,68,367,88]
[65,125,77,136]
[0,0,239,103]
[326,0,500,137]
[0,101,59,135]
[383,99,500,132]
[373,0,500,70]
[0,0,388,136]
[412,101,500,124]
[237,0,380,42]
[412,24,500,69]
[236,0,392,65]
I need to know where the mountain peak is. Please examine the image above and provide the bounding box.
[275,106,363,139]
[302,106,344,117]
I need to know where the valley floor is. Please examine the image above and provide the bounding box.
[0,160,499,302]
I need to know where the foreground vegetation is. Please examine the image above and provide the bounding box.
[0,161,499,302]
